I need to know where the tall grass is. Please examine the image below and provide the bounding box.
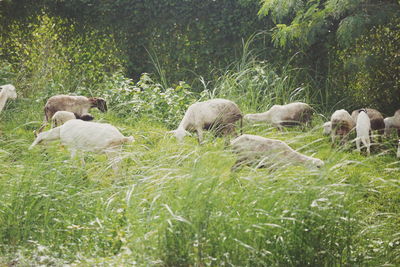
[1,99,399,265]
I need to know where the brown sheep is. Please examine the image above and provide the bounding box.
[36,95,107,135]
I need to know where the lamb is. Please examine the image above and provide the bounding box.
[384,109,400,137]
[0,84,17,114]
[244,102,313,130]
[330,109,355,145]
[351,108,385,138]
[230,134,324,170]
[51,111,94,128]
[171,98,242,143]
[355,109,371,155]
[37,95,107,134]
[29,119,134,173]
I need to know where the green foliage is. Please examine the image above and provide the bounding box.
[104,73,196,128]
[0,13,124,98]
[259,0,399,49]
[338,17,400,114]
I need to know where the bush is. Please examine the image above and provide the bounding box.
[0,13,124,99]
[104,72,196,128]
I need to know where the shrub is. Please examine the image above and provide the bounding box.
[104,72,196,128]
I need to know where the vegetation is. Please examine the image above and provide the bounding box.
[0,0,399,265]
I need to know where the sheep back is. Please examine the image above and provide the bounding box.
[60,120,128,153]
[44,95,93,121]
[186,99,242,132]
[331,109,355,136]
[274,102,313,125]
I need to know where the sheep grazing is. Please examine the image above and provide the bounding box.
[244,102,313,130]
[29,119,134,173]
[351,108,385,139]
[355,109,371,155]
[51,111,94,128]
[0,84,17,114]
[384,109,400,137]
[230,134,324,170]
[36,95,107,134]
[171,98,242,143]
[322,121,332,135]
[330,109,355,145]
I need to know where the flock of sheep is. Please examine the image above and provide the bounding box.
[1,83,400,174]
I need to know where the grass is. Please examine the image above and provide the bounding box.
[0,98,399,266]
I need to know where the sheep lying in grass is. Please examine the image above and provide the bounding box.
[51,111,94,128]
[0,84,17,114]
[30,120,134,173]
[351,108,385,140]
[37,95,107,134]
[355,109,371,155]
[171,98,242,143]
[384,109,400,137]
[244,102,313,130]
[230,134,324,170]
[330,109,355,145]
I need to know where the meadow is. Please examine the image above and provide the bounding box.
[0,95,399,266]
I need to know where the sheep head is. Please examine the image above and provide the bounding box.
[1,84,17,99]
[323,121,331,135]
[90,97,107,112]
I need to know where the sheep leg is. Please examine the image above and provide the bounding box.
[106,151,121,174]
[362,137,370,156]
[356,137,361,152]
[70,149,85,166]
[196,127,204,144]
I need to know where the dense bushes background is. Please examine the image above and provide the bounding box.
[1,0,399,113]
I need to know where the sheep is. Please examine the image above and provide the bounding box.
[29,119,134,173]
[230,134,324,170]
[351,108,385,140]
[384,109,400,137]
[322,121,332,135]
[355,109,371,155]
[51,111,94,128]
[36,95,107,134]
[0,84,17,114]
[243,102,313,130]
[171,98,242,143]
[330,109,355,145]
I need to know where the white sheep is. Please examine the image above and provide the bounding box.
[171,98,242,143]
[322,121,332,135]
[384,109,400,137]
[330,109,355,145]
[244,102,313,130]
[37,95,107,134]
[0,84,17,114]
[29,119,134,173]
[351,108,385,141]
[230,134,324,170]
[355,109,371,155]
[51,111,94,128]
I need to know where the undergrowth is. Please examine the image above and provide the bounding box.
[0,100,399,266]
